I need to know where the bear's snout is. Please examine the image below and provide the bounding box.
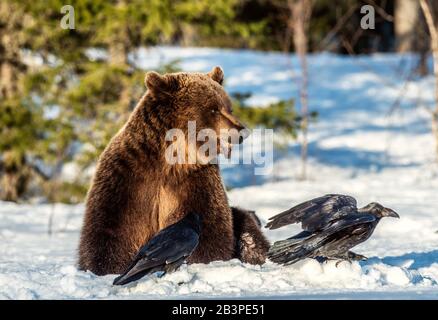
[238,126,250,144]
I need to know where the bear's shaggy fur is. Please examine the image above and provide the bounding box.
[78,67,269,275]
[231,207,270,264]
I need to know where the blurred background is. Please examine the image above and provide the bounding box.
[0,0,437,203]
[0,0,437,204]
[2,0,438,299]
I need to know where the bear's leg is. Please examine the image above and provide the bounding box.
[231,207,270,265]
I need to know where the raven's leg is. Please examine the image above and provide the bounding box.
[231,207,270,265]
[332,252,367,267]
[320,253,349,267]
[310,256,349,267]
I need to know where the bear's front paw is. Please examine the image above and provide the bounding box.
[238,232,267,265]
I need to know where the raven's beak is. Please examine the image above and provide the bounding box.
[383,208,400,218]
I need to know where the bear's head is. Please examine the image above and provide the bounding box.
[144,66,249,164]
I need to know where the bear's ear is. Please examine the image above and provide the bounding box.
[208,66,224,85]
[145,71,167,92]
[144,71,178,98]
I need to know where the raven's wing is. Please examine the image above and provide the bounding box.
[266,194,358,232]
[321,213,376,235]
[268,214,376,265]
[113,223,200,286]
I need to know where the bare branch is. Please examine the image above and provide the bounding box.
[318,4,359,51]
[363,0,394,22]
[420,1,438,54]
[419,0,438,160]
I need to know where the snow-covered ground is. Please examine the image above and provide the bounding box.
[2,47,438,299]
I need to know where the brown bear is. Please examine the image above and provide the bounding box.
[78,66,270,275]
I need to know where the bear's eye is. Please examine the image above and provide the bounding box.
[211,108,218,114]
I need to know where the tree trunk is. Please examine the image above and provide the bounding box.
[0,152,30,202]
[395,0,420,52]
[180,23,198,47]
[108,41,128,67]
[1,173,19,202]
[0,59,19,99]
[288,0,312,180]
[108,39,132,114]
[419,0,438,160]
[0,2,21,99]
[395,0,431,75]
[0,2,28,201]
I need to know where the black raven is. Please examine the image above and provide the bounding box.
[113,212,201,285]
[266,194,399,265]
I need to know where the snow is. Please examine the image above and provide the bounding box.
[2,47,438,299]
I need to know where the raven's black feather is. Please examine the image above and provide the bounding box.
[266,194,357,231]
[113,212,201,286]
[266,195,398,265]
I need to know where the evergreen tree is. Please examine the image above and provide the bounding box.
[1,0,251,202]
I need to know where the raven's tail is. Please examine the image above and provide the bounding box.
[267,231,323,265]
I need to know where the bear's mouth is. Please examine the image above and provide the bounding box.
[218,137,233,159]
